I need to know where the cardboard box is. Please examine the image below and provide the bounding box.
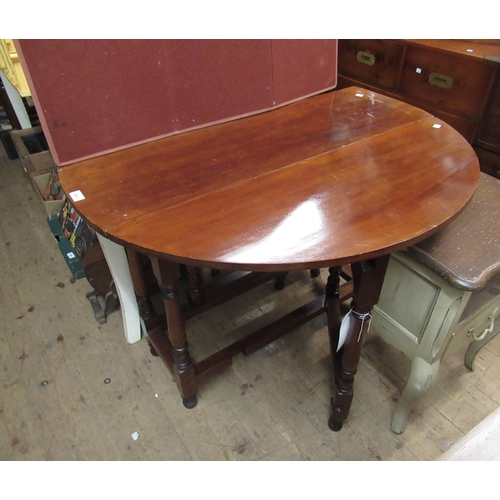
[47,215,85,279]
[25,150,56,177]
[10,126,48,172]
[32,170,64,216]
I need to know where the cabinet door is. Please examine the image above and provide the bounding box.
[337,39,404,90]
[400,46,496,119]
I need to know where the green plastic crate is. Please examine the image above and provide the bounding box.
[47,215,85,279]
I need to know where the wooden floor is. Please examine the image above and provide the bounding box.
[1,144,500,462]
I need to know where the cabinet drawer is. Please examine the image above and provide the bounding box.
[425,107,478,143]
[449,300,500,353]
[477,75,500,150]
[400,46,496,119]
[337,39,404,90]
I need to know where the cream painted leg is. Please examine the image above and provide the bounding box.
[391,356,440,434]
[96,234,141,344]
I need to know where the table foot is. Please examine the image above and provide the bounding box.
[86,290,108,325]
[182,395,198,409]
[328,414,343,432]
[147,340,159,357]
[328,399,344,431]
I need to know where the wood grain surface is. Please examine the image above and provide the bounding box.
[58,87,480,271]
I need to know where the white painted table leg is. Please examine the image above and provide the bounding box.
[96,234,141,344]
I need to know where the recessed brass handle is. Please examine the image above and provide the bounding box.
[429,72,454,89]
[357,51,375,66]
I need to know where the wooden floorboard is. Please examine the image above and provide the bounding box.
[1,143,500,463]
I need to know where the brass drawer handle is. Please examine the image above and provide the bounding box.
[357,51,375,66]
[468,307,498,341]
[429,72,454,89]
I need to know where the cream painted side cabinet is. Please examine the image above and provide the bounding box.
[372,251,500,434]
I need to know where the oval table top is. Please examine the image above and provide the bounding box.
[58,86,480,272]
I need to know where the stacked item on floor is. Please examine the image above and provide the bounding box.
[9,126,117,322]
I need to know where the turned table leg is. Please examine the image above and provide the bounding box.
[325,266,343,380]
[274,272,288,291]
[327,256,390,431]
[186,265,206,307]
[126,248,158,330]
[151,258,198,408]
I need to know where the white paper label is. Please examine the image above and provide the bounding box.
[337,309,372,351]
[337,310,353,352]
[67,252,75,259]
[69,190,85,202]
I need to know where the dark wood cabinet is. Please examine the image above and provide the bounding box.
[337,39,404,90]
[475,74,500,176]
[337,39,500,178]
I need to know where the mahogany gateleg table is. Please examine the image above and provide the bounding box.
[58,87,480,431]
